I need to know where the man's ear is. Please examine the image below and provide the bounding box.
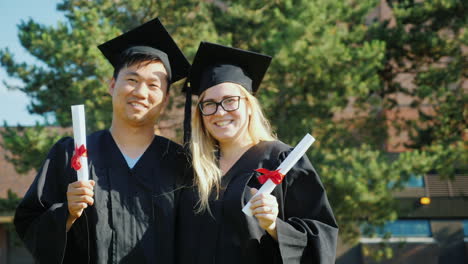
[162,93,170,111]
[108,77,116,95]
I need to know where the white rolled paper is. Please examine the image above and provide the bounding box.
[242,133,316,216]
[71,104,89,181]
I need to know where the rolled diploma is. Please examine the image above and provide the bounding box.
[71,104,89,181]
[242,133,316,216]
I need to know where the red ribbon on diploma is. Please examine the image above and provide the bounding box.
[255,168,285,185]
[71,144,87,171]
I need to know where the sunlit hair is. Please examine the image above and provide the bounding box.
[190,83,276,213]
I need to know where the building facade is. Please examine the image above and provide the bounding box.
[337,174,468,263]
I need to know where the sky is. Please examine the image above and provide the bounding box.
[0,0,64,126]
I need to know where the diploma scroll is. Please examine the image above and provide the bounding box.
[242,133,316,216]
[71,105,89,181]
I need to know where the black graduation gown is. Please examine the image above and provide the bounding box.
[176,140,338,264]
[14,130,187,264]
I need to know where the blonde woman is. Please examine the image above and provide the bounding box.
[177,42,338,264]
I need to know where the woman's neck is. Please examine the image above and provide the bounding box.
[219,136,255,174]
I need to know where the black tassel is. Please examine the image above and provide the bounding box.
[183,81,192,154]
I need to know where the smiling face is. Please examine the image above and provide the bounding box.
[199,82,251,145]
[109,60,169,127]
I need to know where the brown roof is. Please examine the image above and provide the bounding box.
[426,175,468,197]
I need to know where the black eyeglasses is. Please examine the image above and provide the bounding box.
[198,96,245,116]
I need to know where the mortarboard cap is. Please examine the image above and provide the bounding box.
[184,42,272,95]
[98,18,190,83]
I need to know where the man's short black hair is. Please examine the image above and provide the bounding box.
[113,51,172,92]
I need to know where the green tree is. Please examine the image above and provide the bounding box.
[0,190,22,215]
[0,123,64,174]
[369,0,467,178]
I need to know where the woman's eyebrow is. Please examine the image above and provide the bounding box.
[203,95,240,101]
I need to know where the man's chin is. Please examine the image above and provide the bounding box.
[124,115,147,125]
[128,114,159,126]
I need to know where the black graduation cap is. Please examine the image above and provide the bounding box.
[184,41,272,95]
[98,17,190,83]
[183,42,272,145]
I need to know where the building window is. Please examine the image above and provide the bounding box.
[387,174,425,189]
[362,219,432,237]
[405,174,425,188]
[463,220,468,237]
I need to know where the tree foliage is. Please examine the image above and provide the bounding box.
[0,123,65,174]
[0,190,22,214]
[369,0,467,178]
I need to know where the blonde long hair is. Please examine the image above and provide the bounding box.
[190,84,276,213]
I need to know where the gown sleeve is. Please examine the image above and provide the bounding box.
[273,148,338,264]
[13,137,87,264]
